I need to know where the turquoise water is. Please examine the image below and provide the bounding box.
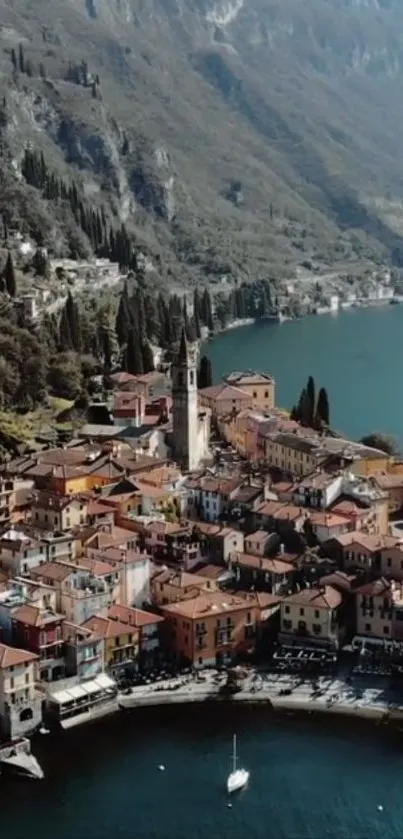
[2,706,403,839]
[204,306,403,442]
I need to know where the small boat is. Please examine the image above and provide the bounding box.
[226,734,249,794]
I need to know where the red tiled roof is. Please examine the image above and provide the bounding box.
[0,643,38,668]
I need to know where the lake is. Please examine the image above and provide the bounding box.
[1,706,403,839]
[204,305,403,443]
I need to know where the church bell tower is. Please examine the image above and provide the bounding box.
[171,327,199,472]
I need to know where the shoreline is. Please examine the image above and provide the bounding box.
[114,672,403,726]
[211,296,399,339]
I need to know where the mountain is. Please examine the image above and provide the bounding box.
[2,0,403,285]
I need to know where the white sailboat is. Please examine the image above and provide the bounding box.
[226,734,249,794]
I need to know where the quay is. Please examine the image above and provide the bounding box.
[0,737,44,779]
[116,669,403,723]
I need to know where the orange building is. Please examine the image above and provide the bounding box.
[223,371,275,411]
[161,591,258,667]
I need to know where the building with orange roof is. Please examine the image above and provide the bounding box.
[161,591,259,667]
[280,585,343,649]
[306,511,351,544]
[0,642,41,738]
[151,568,218,607]
[82,614,139,675]
[198,383,252,420]
[229,551,294,595]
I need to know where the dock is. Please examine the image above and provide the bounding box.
[0,737,44,780]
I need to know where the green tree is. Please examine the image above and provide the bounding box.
[316,387,330,427]
[198,355,213,389]
[3,252,16,297]
[141,342,155,373]
[306,375,315,426]
[125,330,143,375]
[359,433,398,456]
[48,351,82,399]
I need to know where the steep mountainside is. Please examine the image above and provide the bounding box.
[2,0,403,284]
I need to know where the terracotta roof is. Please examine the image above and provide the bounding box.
[87,499,115,516]
[81,614,132,639]
[0,642,38,668]
[199,383,252,402]
[256,500,287,517]
[246,530,271,544]
[32,491,81,512]
[373,472,403,490]
[356,577,392,598]
[232,552,294,575]
[334,531,399,551]
[79,557,117,576]
[152,568,208,589]
[108,604,163,627]
[308,512,349,528]
[229,590,281,610]
[29,562,74,582]
[319,571,357,593]
[282,585,342,610]
[162,591,253,619]
[13,604,64,627]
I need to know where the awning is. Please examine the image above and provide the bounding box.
[67,685,88,700]
[80,681,101,696]
[95,673,116,690]
[51,689,74,705]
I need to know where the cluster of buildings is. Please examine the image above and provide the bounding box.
[0,330,403,736]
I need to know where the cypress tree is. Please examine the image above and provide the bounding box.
[316,387,330,427]
[197,355,213,389]
[141,342,155,373]
[59,305,72,349]
[115,286,131,346]
[65,291,81,352]
[125,330,143,375]
[306,375,315,427]
[193,288,201,339]
[3,251,16,297]
[10,48,17,71]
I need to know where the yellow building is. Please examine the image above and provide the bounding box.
[223,371,275,411]
[280,585,343,648]
[264,433,320,476]
[82,615,139,673]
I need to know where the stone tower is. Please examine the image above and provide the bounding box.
[171,327,199,472]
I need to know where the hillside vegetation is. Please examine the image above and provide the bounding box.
[2,0,403,282]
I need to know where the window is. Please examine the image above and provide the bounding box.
[383,626,390,635]
[283,619,292,630]
[365,623,371,632]
[387,557,391,567]
[10,677,14,688]
[253,391,257,399]
[264,390,269,398]
[128,634,133,644]
[189,371,194,386]
[115,637,120,646]
[314,610,319,618]
[285,605,290,614]
[25,673,29,684]
[299,607,305,616]
[312,624,321,635]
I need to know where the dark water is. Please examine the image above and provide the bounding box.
[204,306,403,442]
[2,706,403,839]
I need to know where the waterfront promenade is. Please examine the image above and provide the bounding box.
[117,669,403,722]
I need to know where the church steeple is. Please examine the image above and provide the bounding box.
[178,326,189,364]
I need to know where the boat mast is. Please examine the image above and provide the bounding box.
[232,734,237,773]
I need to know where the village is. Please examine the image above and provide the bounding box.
[1,325,403,764]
